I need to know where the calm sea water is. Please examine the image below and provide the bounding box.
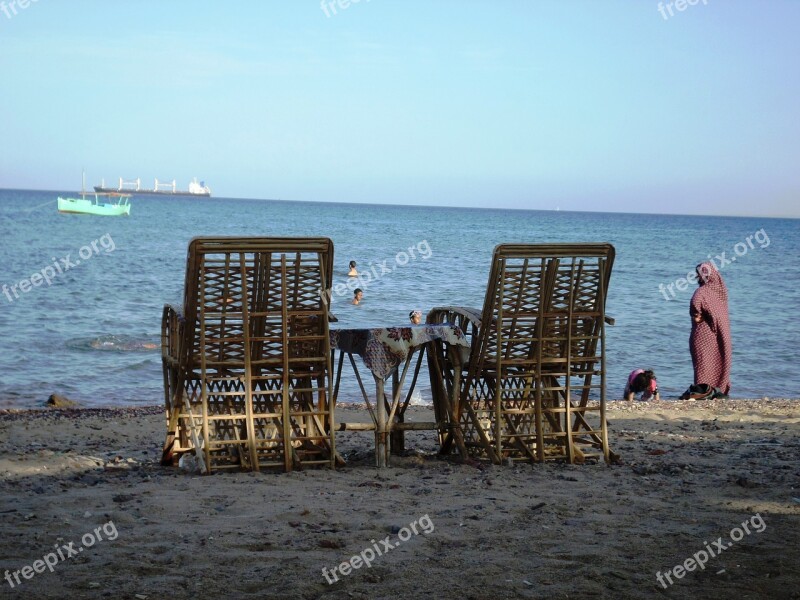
[0,189,797,408]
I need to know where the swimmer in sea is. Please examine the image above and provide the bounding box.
[348,261,358,277]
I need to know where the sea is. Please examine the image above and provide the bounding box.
[0,189,797,408]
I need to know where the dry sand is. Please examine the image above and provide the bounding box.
[1,399,799,599]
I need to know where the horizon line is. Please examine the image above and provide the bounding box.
[1,186,797,221]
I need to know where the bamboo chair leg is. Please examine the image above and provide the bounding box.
[552,376,613,461]
[461,395,501,464]
[502,416,538,462]
[445,353,469,459]
[433,353,468,458]
[182,395,207,473]
[428,343,455,453]
[299,390,345,466]
[161,405,181,465]
[449,358,469,459]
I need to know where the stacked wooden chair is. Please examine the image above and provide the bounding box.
[427,243,616,464]
[160,237,337,473]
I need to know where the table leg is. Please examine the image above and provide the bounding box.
[390,367,404,455]
[375,375,388,467]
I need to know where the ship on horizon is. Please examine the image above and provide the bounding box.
[94,177,211,197]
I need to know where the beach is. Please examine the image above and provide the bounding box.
[1,399,798,599]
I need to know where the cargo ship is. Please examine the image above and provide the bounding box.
[94,177,211,197]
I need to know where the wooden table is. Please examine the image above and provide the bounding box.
[330,324,469,467]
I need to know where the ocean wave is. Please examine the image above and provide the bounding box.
[66,335,159,353]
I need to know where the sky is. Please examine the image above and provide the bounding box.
[0,0,798,217]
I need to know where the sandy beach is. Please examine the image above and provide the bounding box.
[1,399,798,599]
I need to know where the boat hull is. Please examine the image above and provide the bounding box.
[57,197,131,216]
[93,186,210,197]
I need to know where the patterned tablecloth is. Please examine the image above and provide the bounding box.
[330,324,468,379]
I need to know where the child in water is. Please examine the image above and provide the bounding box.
[409,310,422,325]
[624,369,660,401]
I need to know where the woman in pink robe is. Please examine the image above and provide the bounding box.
[689,262,732,396]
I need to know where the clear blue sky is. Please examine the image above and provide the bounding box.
[1,0,798,216]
